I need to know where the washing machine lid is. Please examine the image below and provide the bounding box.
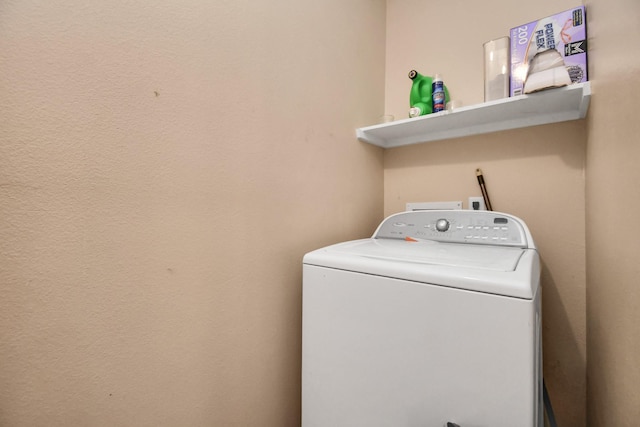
[304,239,539,299]
[331,238,525,271]
[303,210,540,299]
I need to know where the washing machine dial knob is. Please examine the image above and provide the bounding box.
[435,218,450,232]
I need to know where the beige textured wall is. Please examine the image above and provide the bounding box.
[585,0,640,425]
[385,1,587,425]
[0,1,385,426]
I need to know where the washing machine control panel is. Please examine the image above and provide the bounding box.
[373,210,530,247]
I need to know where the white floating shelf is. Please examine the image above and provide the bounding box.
[356,82,591,148]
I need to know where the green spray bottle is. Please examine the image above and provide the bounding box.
[408,69,450,117]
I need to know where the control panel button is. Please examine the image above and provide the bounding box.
[435,219,450,232]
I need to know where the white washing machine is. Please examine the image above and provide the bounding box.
[302,210,542,427]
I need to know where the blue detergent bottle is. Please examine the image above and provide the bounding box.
[432,74,445,112]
